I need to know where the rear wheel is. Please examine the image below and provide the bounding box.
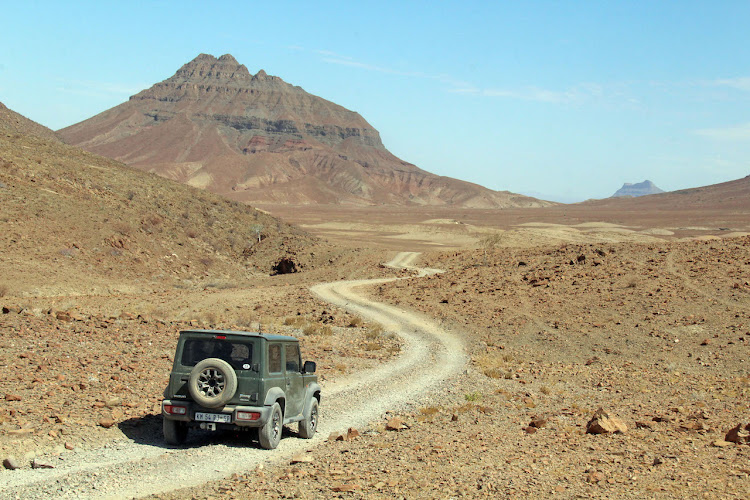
[163,418,188,445]
[298,398,318,439]
[259,403,283,450]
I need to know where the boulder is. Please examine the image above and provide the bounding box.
[586,408,627,434]
[385,417,408,431]
[725,423,750,445]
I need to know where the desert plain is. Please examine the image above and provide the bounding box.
[2,130,749,498]
[1,94,750,498]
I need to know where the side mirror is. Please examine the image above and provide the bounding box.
[303,361,316,374]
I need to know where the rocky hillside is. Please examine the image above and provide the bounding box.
[0,102,60,141]
[59,54,551,208]
[0,106,322,297]
[611,180,664,198]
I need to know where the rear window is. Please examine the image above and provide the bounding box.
[181,338,253,369]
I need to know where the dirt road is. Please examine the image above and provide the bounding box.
[0,253,466,499]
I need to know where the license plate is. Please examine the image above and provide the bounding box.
[195,412,231,423]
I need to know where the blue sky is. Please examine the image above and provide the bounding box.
[2,1,749,202]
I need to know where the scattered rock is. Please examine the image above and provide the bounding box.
[32,458,55,469]
[5,393,22,401]
[290,453,313,464]
[64,442,75,451]
[586,408,627,434]
[712,440,733,448]
[55,311,72,322]
[105,397,122,408]
[529,416,548,428]
[346,427,360,440]
[385,417,408,431]
[331,482,358,492]
[3,456,20,470]
[98,418,116,429]
[725,423,750,445]
[586,470,604,483]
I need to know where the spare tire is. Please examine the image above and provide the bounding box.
[188,358,237,408]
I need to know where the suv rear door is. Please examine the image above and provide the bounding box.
[283,342,304,418]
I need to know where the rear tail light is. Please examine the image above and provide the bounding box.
[236,411,261,421]
[163,404,187,415]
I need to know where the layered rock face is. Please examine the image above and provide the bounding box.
[59,54,550,207]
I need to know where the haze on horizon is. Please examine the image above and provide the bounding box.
[2,1,749,203]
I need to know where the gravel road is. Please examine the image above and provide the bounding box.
[0,252,467,499]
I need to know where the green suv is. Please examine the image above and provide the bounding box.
[162,329,321,449]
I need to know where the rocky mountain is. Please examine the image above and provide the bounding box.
[58,54,551,208]
[0,101,60,141]
[611,180,664,198]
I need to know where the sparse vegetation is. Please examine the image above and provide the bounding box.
[365,324,384,340]
[464,392,482,402]
[283,316,306,327]
[0,284,8,297]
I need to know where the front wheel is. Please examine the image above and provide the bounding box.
[298,398,318,439]
[163,418,188,445]
[259,403,283,450]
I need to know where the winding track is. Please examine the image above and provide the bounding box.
[0,252,466,499]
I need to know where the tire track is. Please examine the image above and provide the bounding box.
[0,252,466,499]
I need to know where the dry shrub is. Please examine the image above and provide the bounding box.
[233,311,254,328]
[319,325,333,336]
[540,386,552,395]
[464,392,482,402]
[0,284,8,297]
[365,324,384,340]
[302,324,318,336]
[303,323,333,336]
[419,406,440,416]
[348,316,363,327]
[363,342,381,351]
[476,352,515,379]
[417,406,441,423]
[284,316,306,327]
[201,311,218,326]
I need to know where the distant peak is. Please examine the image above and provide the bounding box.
[255,69,268,78]
[218,54,238,64]
[192,53,218,63]
[611,179,664,198]
[171,53,251,82]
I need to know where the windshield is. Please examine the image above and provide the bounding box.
[181,338,254,370]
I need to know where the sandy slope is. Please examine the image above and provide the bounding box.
[0,253,466,499]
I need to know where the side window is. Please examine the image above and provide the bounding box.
[285,343,300,373]
[268,344,282,373]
